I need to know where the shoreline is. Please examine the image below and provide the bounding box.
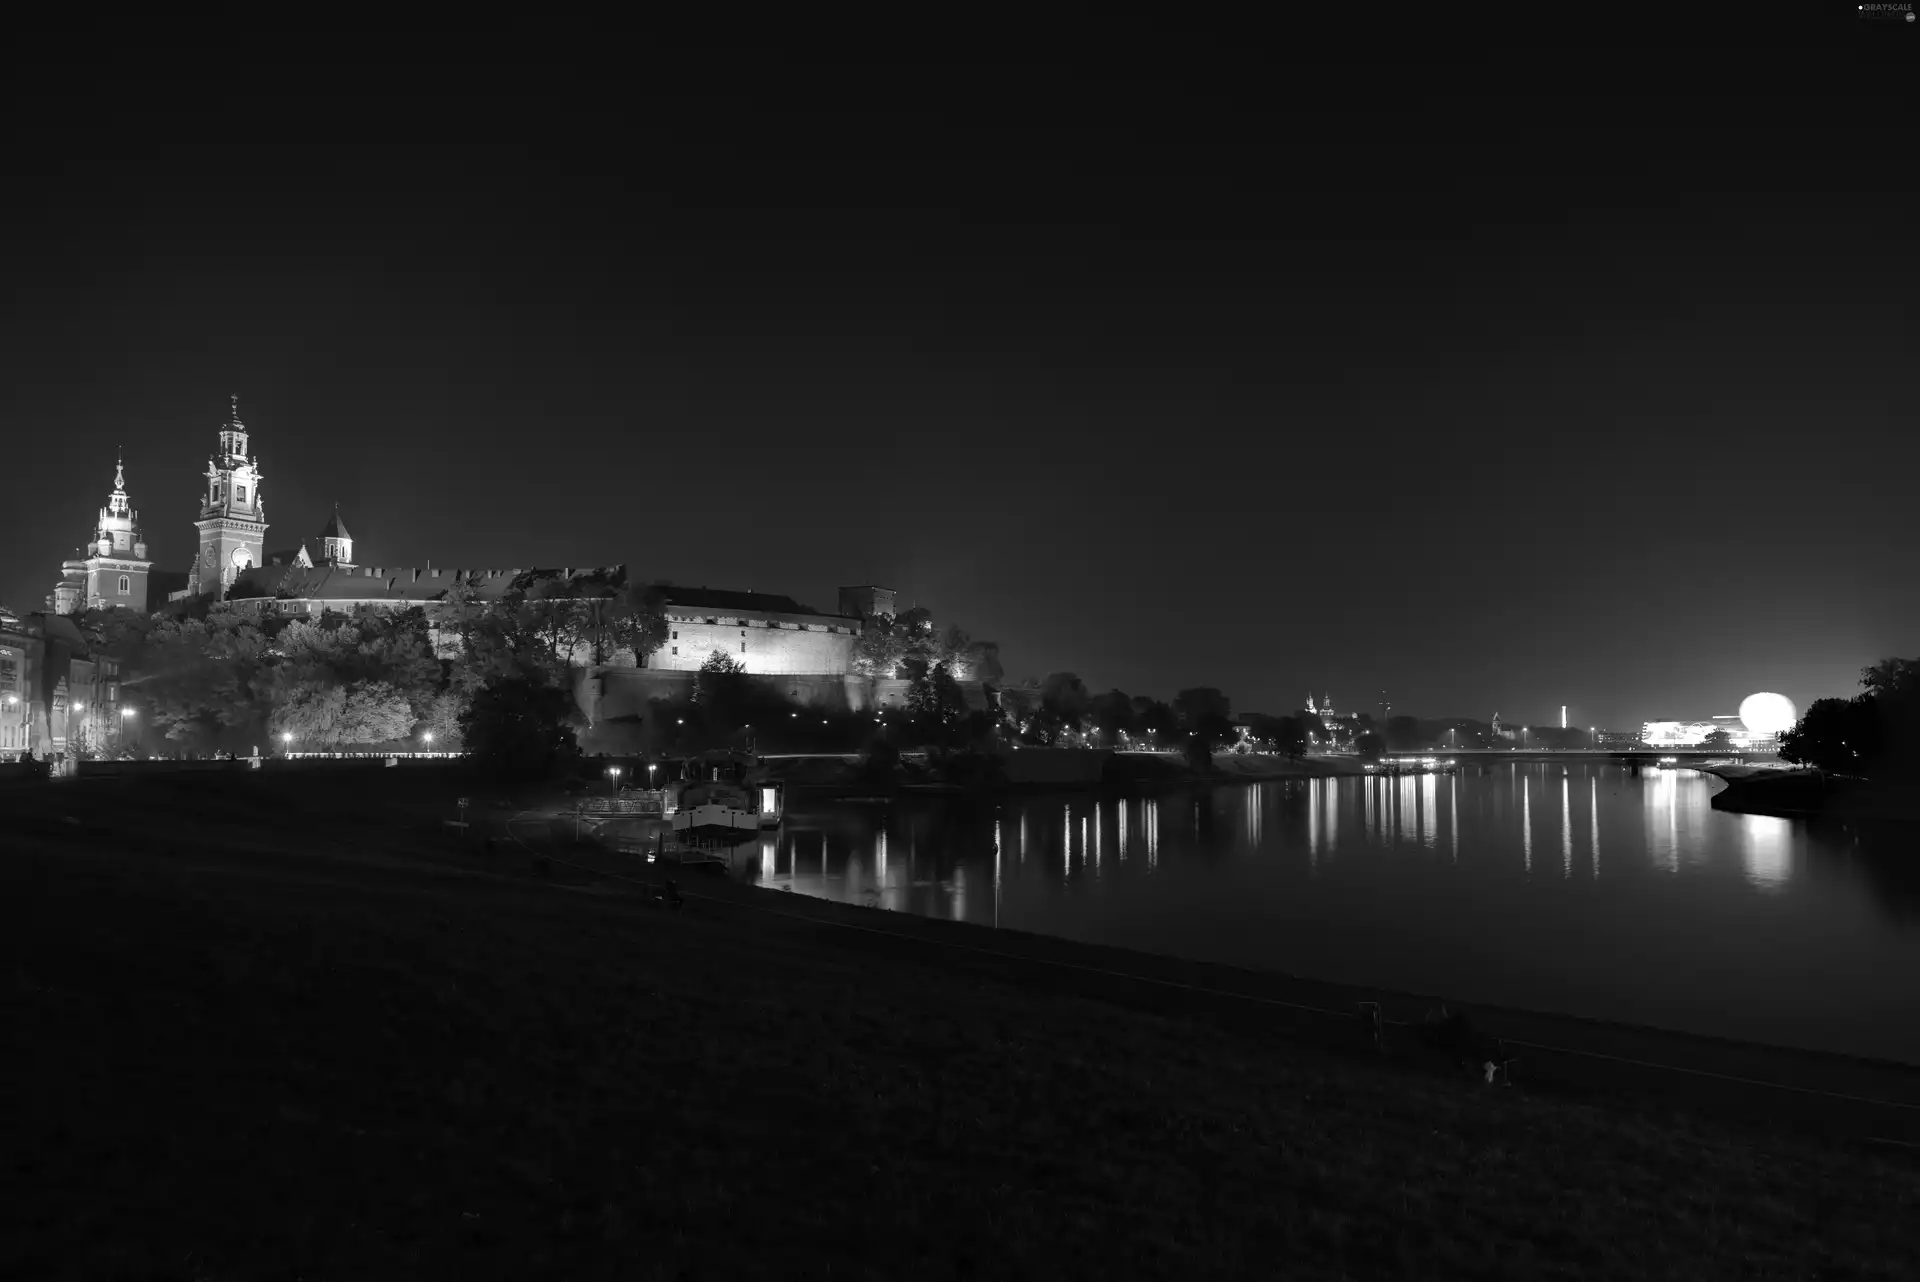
[10,771,1920,1276]
[1699,763,1920,826]
[503,811,1920,1141]
[671,864,1920,1142]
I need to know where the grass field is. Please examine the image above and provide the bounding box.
[5,771,1919,1279]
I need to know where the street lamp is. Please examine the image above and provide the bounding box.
[606,764,622,797]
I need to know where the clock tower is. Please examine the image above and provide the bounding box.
[187,395,270,598]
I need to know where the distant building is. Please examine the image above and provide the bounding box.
[1305,692,1358,750]
[0,608,122,765]
[1641,717,1775,749]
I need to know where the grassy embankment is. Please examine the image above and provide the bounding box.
[5,770,1919,1280]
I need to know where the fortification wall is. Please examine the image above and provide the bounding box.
[654,618,857,674]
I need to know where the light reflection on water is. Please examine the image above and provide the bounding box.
[736,764,1920,1064]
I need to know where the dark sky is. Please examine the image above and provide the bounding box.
[2,29,1914,729]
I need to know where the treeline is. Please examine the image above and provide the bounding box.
[1780,658,1920,778]
[998,676,1368,764]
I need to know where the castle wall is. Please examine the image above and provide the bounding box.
[655,615,857,674]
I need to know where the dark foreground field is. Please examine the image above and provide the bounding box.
[5,773,1918,1280]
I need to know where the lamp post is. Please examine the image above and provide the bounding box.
[281,730,293,756]
[607,764,622,797]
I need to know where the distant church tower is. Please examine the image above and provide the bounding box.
[187,395,270,598]
[51,454,153,614]
[316,504,355,569]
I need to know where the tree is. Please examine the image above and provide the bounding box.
[908,660,967,740]
[125,609,272,749]
[1173,686,1231,726]
[1026,672,1087,745]
[1090,689,1137,744]
[459,670,580,778]
[256,610,441,748]
[850,619,907,679]
[1701,728,1734,750]
[1356,731,1385,759]
[1859,657,1920,775]
[1173,686,1234,765]
[1384,715,1426,752]
[595,580,670,668]
[1778,697,1880,776]
[1273,715,1309,761]
[693,649,753,725]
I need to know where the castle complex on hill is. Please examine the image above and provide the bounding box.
[24,399,980,753]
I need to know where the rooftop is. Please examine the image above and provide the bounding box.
[660,586,835,617]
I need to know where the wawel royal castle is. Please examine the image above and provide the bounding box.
[9,398,977,761]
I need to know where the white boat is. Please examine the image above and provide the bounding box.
[670,802,759,836]
[665,752,784,833]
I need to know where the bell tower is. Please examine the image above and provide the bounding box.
[188,395,271,598]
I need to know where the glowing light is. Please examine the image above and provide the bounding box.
[422,731,434,743]
[1522,775,1532,872]
[281,731,292,743]
[1738,692,1797,738]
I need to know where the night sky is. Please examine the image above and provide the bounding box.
[3,31,1913,729]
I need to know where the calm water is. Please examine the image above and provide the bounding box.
[741,764,1920,1064]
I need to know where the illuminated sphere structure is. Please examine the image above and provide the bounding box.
[1738,692,1797,737]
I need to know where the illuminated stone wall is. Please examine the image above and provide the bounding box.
[654,615,858,675]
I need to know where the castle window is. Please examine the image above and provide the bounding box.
[0,655,15,689]
[741,642,747,653]
[117,575,130,594]
[236,486,247,503]
[672,631,679,640]
[671,646,678,656]
[740,629,747,637]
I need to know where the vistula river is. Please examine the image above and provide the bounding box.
[740,762,1920,1065]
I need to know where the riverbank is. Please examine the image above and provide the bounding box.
[6,772,1919,1278]
[1701,763,1920,826]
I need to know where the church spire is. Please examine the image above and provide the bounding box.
[113,449,126,495]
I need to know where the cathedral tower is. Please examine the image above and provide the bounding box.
[51,454,153,614]
[188,395,270,598]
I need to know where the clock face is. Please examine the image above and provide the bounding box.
[230,546,253,569]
